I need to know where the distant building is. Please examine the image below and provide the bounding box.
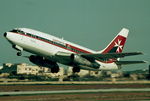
[0,63,64,78]
[17,63,41,75]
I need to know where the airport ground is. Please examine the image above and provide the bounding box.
[0,92,150,101]
[0,81,150,101]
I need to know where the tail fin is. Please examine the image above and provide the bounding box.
[100,28,129,54]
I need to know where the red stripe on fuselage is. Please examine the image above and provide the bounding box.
[12,32,114,63]
[13,32,92,54]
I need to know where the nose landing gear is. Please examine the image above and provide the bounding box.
[17,51,22,56]
[12,45,23,56]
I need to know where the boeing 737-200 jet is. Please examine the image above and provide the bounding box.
[4,28,146,73]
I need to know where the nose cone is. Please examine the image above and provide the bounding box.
[4,32,7,37]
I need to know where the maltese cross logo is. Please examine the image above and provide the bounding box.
[114,39,123,53]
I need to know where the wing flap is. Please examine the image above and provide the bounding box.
[81,52,143,60]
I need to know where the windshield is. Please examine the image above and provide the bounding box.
[10,29,26,35]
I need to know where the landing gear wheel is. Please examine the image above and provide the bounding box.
[51,66,60,73]
[17,51,22,56]
[73,67,80,73]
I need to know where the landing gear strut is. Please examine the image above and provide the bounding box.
[12,45,23,56]
[17,51,22,56]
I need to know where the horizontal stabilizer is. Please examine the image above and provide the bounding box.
[115,61,147,65]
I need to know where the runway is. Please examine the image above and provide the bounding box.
[0,88,150,96]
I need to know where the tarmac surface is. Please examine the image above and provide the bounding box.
[0,88,150,96]
[0,81,150,101]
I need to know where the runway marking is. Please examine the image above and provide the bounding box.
[0,88,150,96]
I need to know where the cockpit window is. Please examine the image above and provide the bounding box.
[10,29,18,33]
[10,29,26,35]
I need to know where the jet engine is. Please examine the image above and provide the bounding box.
[29,55,59,73]
[70,54,91,66]
[56,52,100,73]
[70,54,100,73]
[71,54,99,67]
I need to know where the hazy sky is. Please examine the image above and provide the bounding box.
[0,0,150,71]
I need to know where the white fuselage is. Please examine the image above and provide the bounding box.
[5,28,119,70]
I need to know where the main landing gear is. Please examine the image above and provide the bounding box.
[73,66,80,73]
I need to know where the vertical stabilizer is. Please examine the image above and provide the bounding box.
[100,28,129,54]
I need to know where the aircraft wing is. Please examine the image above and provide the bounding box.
[115,61,147,65]
[81,52,143,61]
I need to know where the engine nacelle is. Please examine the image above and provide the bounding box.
[71,54,90,66]
[71,54,100,68]
[29,55,59,73]
[55,52,100,69]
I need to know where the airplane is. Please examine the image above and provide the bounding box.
[3,28,146,73]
